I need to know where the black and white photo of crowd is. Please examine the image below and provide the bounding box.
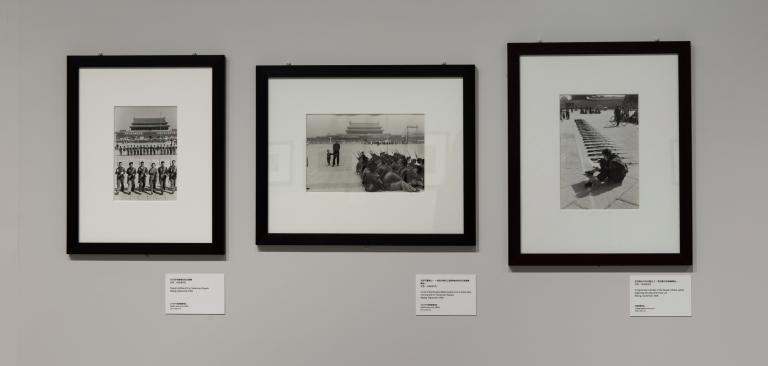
[306,114,425,192]
[560,94,639,209]
[113,106,178,200]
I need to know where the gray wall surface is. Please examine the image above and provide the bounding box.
[3,0,767,365]
[1,1,20,365]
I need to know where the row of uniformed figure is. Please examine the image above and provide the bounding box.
[115,143,177,156]
[115,160,178,195]
[560,106,638,124]
[560,107,603,120]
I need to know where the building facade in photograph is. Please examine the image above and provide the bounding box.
[307,120,424,144]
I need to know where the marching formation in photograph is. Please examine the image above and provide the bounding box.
[559,94,639,209]
[305,114,425,192]
[113,106,178,200]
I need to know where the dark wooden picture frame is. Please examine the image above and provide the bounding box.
[508,42,692,265]
[256,65,476,246]
[67,55,226,254]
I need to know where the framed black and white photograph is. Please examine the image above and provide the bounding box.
[67,55,226,254]
[509,42,692,265]
[256,65,476,245]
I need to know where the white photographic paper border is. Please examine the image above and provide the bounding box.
[78,68,213,243]
[519,54,680,254]
[267,77,465,234]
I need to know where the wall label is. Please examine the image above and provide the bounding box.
[416,274,476,316]
[630,275,691,317]
[165,273,225,315]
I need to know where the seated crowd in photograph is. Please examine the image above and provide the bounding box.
[114,160,178,195]
[355,151,424,192]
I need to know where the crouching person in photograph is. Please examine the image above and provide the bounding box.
[360,160,418,192]
[584,148,629,188]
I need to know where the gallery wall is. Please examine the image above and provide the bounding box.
[4,0,768,365]
[0,1,20,365]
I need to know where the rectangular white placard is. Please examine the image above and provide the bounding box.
[630,275,691,317]
[165,273,225,315]
[416,274,476,316]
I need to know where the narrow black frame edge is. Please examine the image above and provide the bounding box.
[507,42,693,266]
[66,56,81,255]
[257,234,475,246]
[255,64,477,246]
[508,253,692,267]
[254,66,270,246]
[67,55,227,255]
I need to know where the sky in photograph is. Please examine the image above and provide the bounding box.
[561,94,630,100]
[306,114,424,137]
[114,106,177,131]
